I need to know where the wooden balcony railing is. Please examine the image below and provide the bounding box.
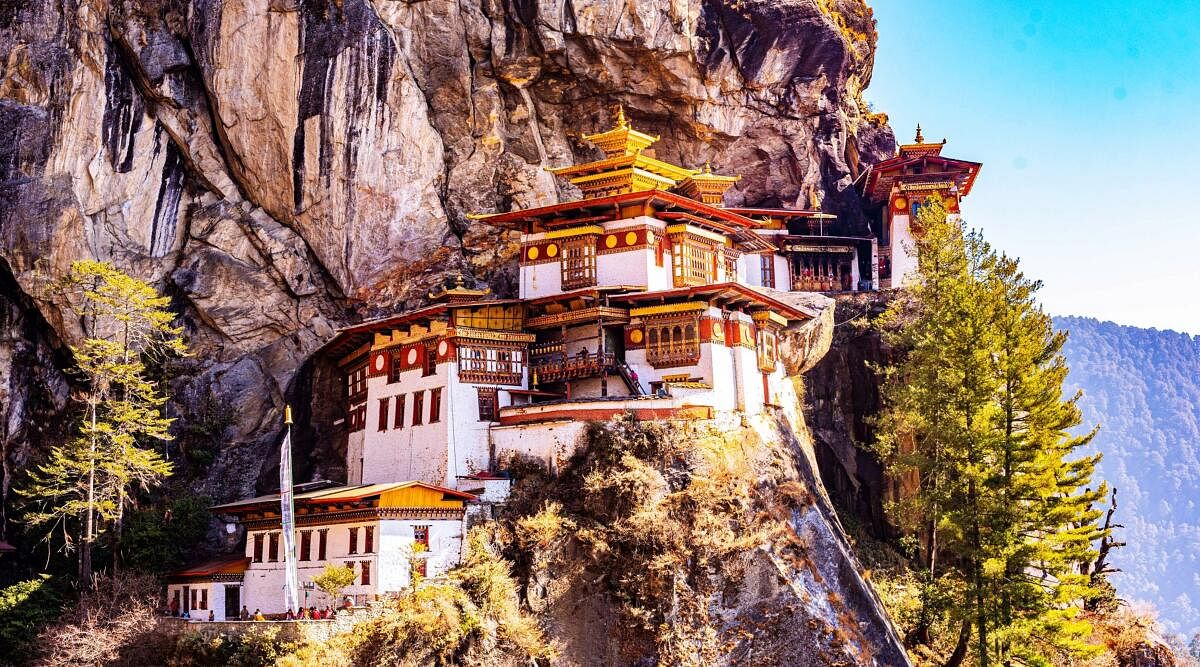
[532,352,616,383]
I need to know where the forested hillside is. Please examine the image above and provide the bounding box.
[1057,316,1200,636]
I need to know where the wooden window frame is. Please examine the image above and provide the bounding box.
[412,391,424,426]
[348,403,367,432]
[429,386,444,422]
[477,387,498,422]
[360,560,371,586]
[364,526,375,554]
[318,529,328,561]
[560,237,597,289]
[299,530,312,561]
[644,315,702,368]
[393,393,406,429]
[761,254,775,288]
[457,344,525,385]
[348,527,359,555]
[423,345,438,377]
[253,533,264,563]
[268,532,279,562]
[346,364,368,402]
[200,588,208,611]
[672,236,717,287]
[757,327,779,372]
[377,396,390,432]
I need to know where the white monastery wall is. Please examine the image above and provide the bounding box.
[445,372,504,480]
[489,419,588,473]
[520,257,563,299]
[889,212,917,287]
[167,581,236,620]
[242,517,463,614]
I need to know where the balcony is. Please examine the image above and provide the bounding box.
[531,352,617,383]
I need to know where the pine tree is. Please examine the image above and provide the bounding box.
[19,261,185,582]
[875,200,1109,666]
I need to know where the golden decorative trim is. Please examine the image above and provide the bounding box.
[665,224,726,244]
[545,225,604,240]
[526,306,630,329]
[752,311,789,328]
[630,302,707,317]
[451,327,536,343]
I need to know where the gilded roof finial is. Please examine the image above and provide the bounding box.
[615,104,629,129]
[703,161,713,174]
[914,124,924,144]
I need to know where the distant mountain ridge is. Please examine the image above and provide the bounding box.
[1055,316,1200,636]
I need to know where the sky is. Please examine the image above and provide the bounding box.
[866,1,1200,335]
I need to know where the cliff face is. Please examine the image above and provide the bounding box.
[0,0,906,656]
[0,0,894,507]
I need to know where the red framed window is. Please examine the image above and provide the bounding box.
[318,530,328,561]
[393,394,406,429]
[348,527,359,555]
[423,345,437,377]
[364,526,374,553]
[299,530,312,561]
[268,532,279,561]
[429,388,442,423]
[360,560,371,586]
[477,387,497,422]
[253,533,264,562]
[377,397,390,431]
[412,391,424,426]
[200,588,208,610]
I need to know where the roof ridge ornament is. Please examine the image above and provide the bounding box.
[914,123,924,144]
[615,104,629,129]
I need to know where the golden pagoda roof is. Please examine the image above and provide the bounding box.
[675,162,741,205]
[428,274,491,303]
[581,105,660,158]
[547,106,700,199]
[897,123,946,157]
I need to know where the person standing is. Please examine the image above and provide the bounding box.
[239,605,249,621]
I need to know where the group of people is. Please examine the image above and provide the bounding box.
[166,598,342,621]
[234,605,340,621]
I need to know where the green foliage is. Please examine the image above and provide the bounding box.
[174,625,291,667]
[875,199,1108,665]
[282,527,552,666]
[176,392,234,467]
[0,575,65,666]
[18,260,187,579]
[118,494,213,573]
[311,562,357,603]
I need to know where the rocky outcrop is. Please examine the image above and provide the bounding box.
[1,0,894,512]
[503,300,908,665]
[801,291,895,536]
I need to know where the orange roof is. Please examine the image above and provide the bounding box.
[168,556,250,581]
[211,481,476,514]
[473,190,761,233]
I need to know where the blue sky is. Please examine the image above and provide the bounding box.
[867,1,1200,334]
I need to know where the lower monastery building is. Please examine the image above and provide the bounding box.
[170,112,980,618]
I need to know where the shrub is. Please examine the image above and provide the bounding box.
[173,625,289,667]
[312,563,357,605]
[0,575,65,666]
[33,572,175,666]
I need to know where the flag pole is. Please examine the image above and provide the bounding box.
[280,405,300,615]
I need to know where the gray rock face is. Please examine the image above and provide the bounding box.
[1,0,893,507]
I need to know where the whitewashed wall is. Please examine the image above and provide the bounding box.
[241,517,464,615]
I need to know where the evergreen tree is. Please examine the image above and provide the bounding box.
[19,261,185,582]
[875,200,1108,666]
